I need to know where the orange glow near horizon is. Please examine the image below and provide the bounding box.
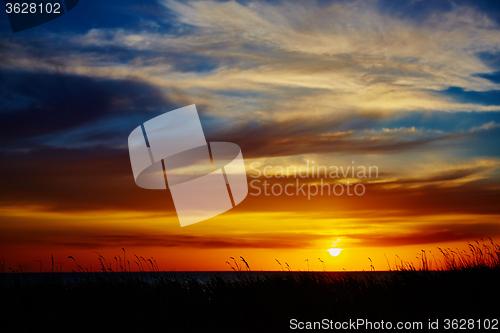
[1,205,498,272]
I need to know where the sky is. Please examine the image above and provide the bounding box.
[1,0,500,272]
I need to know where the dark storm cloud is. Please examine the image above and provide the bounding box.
[0,71,174,145]
[0,147,176,212]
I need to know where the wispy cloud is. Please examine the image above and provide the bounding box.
[3,0,500,121]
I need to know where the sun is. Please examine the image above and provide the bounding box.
[327,248,343,257]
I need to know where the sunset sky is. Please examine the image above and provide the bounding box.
[1,0,500,272]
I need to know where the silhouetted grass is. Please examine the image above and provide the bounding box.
[0,239,499,332]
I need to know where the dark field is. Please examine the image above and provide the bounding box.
[1,241,499,332]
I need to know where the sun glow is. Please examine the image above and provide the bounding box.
[327,248,343,257]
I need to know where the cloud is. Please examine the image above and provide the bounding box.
[469,121,500,132]
[204,115,490,158]
[0,70,179,148]
[351,222,500,247]
[2,0,500,125]
[382,127,418,134]
[53,233,328,249]
[0,147,175,212]
[369,158,500,187]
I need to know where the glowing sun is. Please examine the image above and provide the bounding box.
[327,248,343,257]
